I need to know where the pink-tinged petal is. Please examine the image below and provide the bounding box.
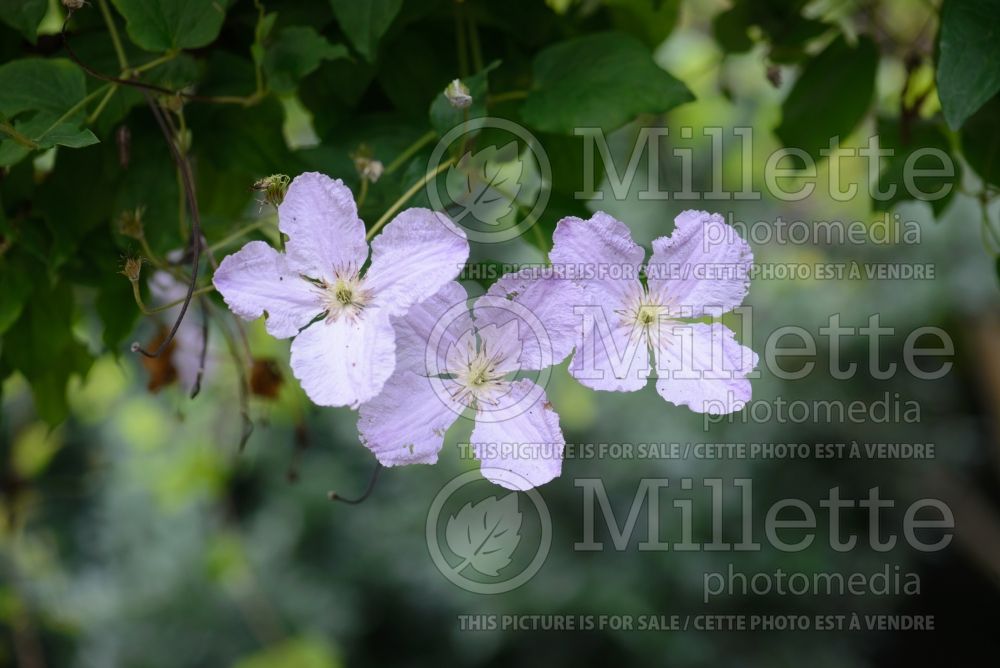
[476,267,591,371]
[212,241,321,339]
[569,309,650,392]
[358,370,462,466]
[470,379,564,490]
[278,172,368,281]
[549,211,645,307]
[653,321,758,414]
[289,310,396,408]
[647,210,752,317]
[365,208,469,315]
[393,281,472,376]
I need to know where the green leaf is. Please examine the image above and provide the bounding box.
[0,0,47,42]
[713,5,753,54]
[0,58,98,165]
[521,32,693,134]
[0,253,32,336]
[2,276,93,425]
[110,0,227,52]
[0,58,88,120]
[960,94,1000,187]
[328,0,402,61]
[603,0,681,49]
[264,26,349,94]
[875,117,960,217]
[937,0,1000,130]
[775,35,878,162]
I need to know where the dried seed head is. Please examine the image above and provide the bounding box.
[121,256,143,282]
[250,358,284,399]
[117,206,146,240]
[252,174,290,208]
[444,79,472,109]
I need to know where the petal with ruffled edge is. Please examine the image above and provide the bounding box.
[653,321,758,414]
[392,281,472,376]
[550,211,645,308]
[358,370,463,466]
[365,208,469,315]
[289,310,396,408]
[212,240,322,339]
[647,210,752,317]
[569,314,650,392]
[476,267,590,371]
[470,379,564,490]
[278,173,368,282]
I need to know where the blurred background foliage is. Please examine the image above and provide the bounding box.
[1,0,1000,665]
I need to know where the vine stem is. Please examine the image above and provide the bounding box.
[365,158,456,241]
[97,0,128,70]
[131,281,215,315]
[208,219,271,254]
[384,130,436,176]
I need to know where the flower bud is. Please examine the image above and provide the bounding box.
[351,145,384,183]
[62,0,87,10]
[444,79,472,109]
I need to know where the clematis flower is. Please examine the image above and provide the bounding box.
[358,269,585,490]
[212,172,469,408]
[550,210,758,414]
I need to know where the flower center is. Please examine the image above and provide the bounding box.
[320,271,370,322]
[452,341,508,407]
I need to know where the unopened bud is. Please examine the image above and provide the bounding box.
[252,174,290,208]
[62,0,87,10]
[351,145,384,183]
[444,79,472,109]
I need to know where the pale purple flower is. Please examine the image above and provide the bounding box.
[358,270,584,490]
[213,172,469,408]
[550,210,758,414]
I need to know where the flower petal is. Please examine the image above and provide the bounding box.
[358,370,462,466]
[470,379,564,490]
[476,267,590,371]
[550,211,645,307]
[365,208,469,315]
[392,281,472,376]
[150,270,214,392]
[212,240,321,339]
[278,172,368,281]
[289,310,396,408]
[569,312,650,392]
[653,321,758,414]
[647,210,752,317]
